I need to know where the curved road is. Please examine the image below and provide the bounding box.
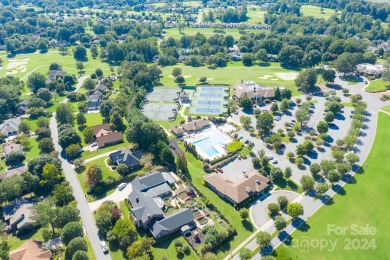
[50,76,111,260]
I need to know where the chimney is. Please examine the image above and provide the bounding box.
[136,197,139,203]
[256,180,260,184]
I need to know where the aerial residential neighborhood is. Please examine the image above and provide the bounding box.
[0,0,389,260]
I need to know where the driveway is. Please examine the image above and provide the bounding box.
[251,190,300,229]
[89,184,133,212]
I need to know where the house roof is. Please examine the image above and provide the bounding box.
[181,118,210,132]
[109,149,142,167]
[131,171,166,192]
[0,166,26,180]
[96,132,123,147]
[92,123,111,136]
[0,118,21,135]
[95,83,108,92]
[144,183,172,198]
[149,208,194,238]
[128,189,164,224]
[170,126,185,135]
[87,94,101,103]
[3,198,35,229]
[2,142,22,156]
[204,172,270,204]
[9,240,51,260]
[233,82,275,99]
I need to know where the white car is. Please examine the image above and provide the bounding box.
[272,159,278,164]
[118,183,127,190]
[91,142,98,147]
[268,155,274,160]
[101,241,108,254]
[274,116,281,121]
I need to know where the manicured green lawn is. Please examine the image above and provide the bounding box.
[164,27,269,40]
[180,144,253,258]
[8,227,43,250]
[81,142,132,160]
[246,8,266,24]
[276,112,390,259]
[159,61,301,96]
[25,137,40,160]
[85,236,96,260]
[380,105,390,113]
[301,5,338,20]
[366,79,387,92]
[342,102,354,108]
[119,201,130,220]
[152,232,198,260]
[227,140,244,153]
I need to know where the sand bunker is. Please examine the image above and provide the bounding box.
[183,75,192,78]
[6,70,18,75]
[275,72,299,80]
[5,58,30,73]
[271,78,279,81]
[258,74,272,79]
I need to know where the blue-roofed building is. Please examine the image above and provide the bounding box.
[109,149,143,171]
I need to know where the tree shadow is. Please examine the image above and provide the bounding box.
[334,113,345,120]
[258,62,271,67]
[332,184,346,196]
[328,124,339,130]
[242,219,254,232]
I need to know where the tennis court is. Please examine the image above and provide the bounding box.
[189,85,229,115]
[145,88,180,102]
[142,103,179,120]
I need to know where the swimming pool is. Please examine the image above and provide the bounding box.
[191,129,232,159]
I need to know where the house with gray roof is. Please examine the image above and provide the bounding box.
[0,118,21,137]
[109,149,142,171]
[149,208,195,239]
[128,189,164,229]
[3,198,35,232]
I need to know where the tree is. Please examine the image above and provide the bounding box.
[37,88,52,102]
[274,216,287,231]
[175,75,185,84]
[96,210,112,235]
[316,121,328,134]
[239,208,249,220]
[95,68,103,78]
[61,222,84,245]
[72,250,89,260]
[239,248,251,260]
[280,99,290,112]
[295,68,317,92]
[287,202,304,218]
[256,49,268,62]
[320,160,336,175]
[172,67,182,77]
[91,45,99,59]
[328,170,341,183]
[82,78,96,92]
[38,138,55,154]
[117,164,129,176]
[0,241,10,260]
[310,163,321,175]
[59,128,81,149]
[126,120,168,151]
[316,183,329,196]
[27,72,46,94]
[5,151,25,166]
[76,113,86,126]
[37,117,50,128]
[300,176,315,192]
[110,112,125,132]
[270,102,279,113]
[284,167,292,179]
[346,153,359,165]
[86,164,103,187]
[256,231,271,249]
[112,219,137,244]
[76,61,84,71]
[176,153,188,174]
[332,150,345,163]
[74,46,87,60]
[32,200,58,236]
[100,100,114,119]
[140,153,154,168]
[295,108,310,127]
[278,45,304,67]
[334,52,356,74]
[322,70,336,83]
[242,53,253,66]
[256,113,274,134]
[66,237,88,260]
[239,94,252,110]
[56,104,74,125]
[127,240,148,259]
[52,185,74,207]
[324,112,335,123]
[327,101,343,114]
[18,121,30,134]
[83,127,94,144]
[267,203,280,216]
[278,196,289,210]
[65,144,81,159]
[240,116,252,128]
[270,167,284,182]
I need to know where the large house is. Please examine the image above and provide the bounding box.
[2,142,22,159]
[128,171,194,238]
[9,240,51,260]
[232,81,276,104]
[356,63,385,76]
[0,118,21,137]
[3,198,36,232]
[17,99,30,115]
[87,94,102,111]
[204,171,270,206]
[109,149,143,171]
[171,118,211,136]
[0,166,26,181]
[92,123,123,148]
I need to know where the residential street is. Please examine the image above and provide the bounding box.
[50,114,111,260]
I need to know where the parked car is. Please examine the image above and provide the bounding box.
[101,241,108,254]
[268,155,274,160]
[244,140,249,144]
[274,116,281,121]
[216,168,223,173]
[272,159,278,164]
[118,183,127,190]
[238,136,243,139]
[91,142,98,147]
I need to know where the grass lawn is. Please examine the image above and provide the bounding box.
[119,201,130,220]
[85,236,96,260]
[342,102,354,108]
[180,144,253,258]
[365,79,387,92]
[25,137,40,161]
[159,61,301,96]
[0,48,114,84]
[300,5,337,20]
[163,27,269,40]
[152,232,198,260]
[227,140,244,153]
[246,8,266,24]
[275,112,390,259]
[8,227,44,250]
[380,105,390,114]
[342,75,359,85]
[81,142,132,160]
[274,178,303,194]
[76,113,104,146]
[154,108,185,131]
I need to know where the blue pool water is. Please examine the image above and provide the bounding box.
[192,130,231,157]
